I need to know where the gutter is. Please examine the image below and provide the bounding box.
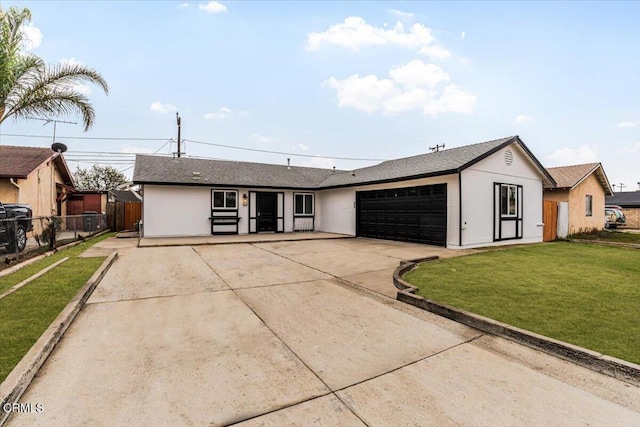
[9,178,20,202]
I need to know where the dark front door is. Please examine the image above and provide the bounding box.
[257,193,277,232]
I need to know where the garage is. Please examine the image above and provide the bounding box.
[356,184,447,246]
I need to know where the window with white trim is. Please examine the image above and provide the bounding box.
[212,190,237,209]
[585,195,593,216]
[500,184,518,217]
[294,193,314,215]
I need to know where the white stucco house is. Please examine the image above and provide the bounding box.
[133,136,556,249]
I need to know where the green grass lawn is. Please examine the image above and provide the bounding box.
[403,242,640,364]
[0,233,114,382]
[569,229,640,244]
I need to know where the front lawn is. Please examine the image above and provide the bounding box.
[403,242,640,364]
[0,233,114,382]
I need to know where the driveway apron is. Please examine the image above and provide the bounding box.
[7,238,640,426]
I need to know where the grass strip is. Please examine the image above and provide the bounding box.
[403,242,640,364]
[0,233,114,294]
[0,234,114,382]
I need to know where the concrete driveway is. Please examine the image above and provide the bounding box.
[8,238,640,426]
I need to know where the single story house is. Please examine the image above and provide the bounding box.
[0,145,75,218]
[544,163,613,234]
[133,135,556,249]
[606,191,640,229]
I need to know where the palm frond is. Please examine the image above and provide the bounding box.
[9,88,96,130]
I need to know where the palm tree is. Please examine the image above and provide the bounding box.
[0,6,108,131]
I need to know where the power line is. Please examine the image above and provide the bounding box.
[184,139,387,162]
[0,133,170,141]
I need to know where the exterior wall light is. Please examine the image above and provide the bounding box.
[242,193,248,206]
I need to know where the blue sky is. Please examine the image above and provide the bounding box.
[1,1,639,190]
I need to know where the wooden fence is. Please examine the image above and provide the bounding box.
[107,202,141,232]
[543,200,558,242]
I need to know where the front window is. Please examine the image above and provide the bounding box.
[212,190,237,209]
[294,193,314,215]
[585,195,593,216]
[500,184,518,217]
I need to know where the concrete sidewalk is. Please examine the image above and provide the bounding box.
[7,239,640,425]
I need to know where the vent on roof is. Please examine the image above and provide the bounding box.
[192,171,201,180]
[505,149,513,166]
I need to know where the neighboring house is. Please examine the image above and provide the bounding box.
[0,145,75,218]
[606,191,640,229]
[108,189,142,203]
[133,136,555,248]
[544,163,613,234]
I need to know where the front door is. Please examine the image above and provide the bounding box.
[257,193,277,232]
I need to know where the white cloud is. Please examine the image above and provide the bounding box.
[203,106,245,120]
[461,31,466,40]
[306,17,450,59]
[620,141,640,153]
[617,121,639,128]
[324,59,475,117]
[389,60,449,89]
[121,145,153,154]
[150,101,177,114]
[21,22,43,51]
[178,3,190,8]
[198,1,227,13]
[514,114,535,124]
[546,145,599,166]
[389,9,414,20]
[297,143,310,151]
[252,134,272,144]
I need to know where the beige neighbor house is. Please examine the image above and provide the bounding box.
[0,145,75,219]
[544,163,613,234]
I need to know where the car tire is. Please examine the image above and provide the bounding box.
[8,224,27,253]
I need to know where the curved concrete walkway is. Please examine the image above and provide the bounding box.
[7,238,640,425]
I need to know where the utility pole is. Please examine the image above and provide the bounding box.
[176,112,182,158]
[618,183,626,192]
[429,143,445,152]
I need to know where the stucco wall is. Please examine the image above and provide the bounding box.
[461,144,545,247]
[317,175,461,247]
[0,179,19,203]
[567,173,605,233]
[621,207,640,229]
[543,188,569,204]
[142,185,301,237]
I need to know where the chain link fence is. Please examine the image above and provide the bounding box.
[0,213,108,262]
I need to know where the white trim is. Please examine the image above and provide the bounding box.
[212,189,238,209]
[294,192,314,216]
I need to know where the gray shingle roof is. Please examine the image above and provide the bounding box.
[134,156,338,189]
[133,135,554,189]
[606,191,640,207]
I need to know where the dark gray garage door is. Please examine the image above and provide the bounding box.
[356,184,447,246]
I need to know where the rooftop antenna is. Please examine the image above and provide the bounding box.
[429,143,445,152]
[26,116,77,144]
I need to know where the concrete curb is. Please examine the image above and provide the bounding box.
[0,230,112,279]
[138,234,352,248]
[0,251,118,426]
[392,258,640,387]
[0,258,69,301]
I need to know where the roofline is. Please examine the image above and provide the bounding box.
[456,136,557,187]
[135,169,461,191]
[570,163,613,196]
[134,181,322,191]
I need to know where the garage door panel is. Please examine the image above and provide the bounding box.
[357,184,447,246]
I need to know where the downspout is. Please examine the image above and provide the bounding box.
[458,171,462,247]
[9,178,20,202]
